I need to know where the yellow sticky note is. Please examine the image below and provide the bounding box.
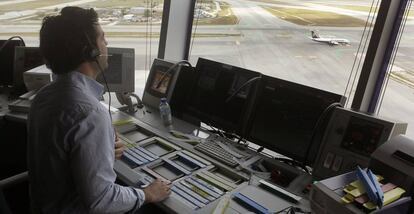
[383,187,406,206]
[363,187,406,210]
[341,194,354,204]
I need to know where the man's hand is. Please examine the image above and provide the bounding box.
[143,179,171,203]
[114,132,124,160]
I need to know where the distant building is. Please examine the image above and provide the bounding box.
[194,9,215,18]
[123,14,134,20]
[130,7,146,15]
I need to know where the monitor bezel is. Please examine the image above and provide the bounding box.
[13,46,44,89]
[142,58,182,109]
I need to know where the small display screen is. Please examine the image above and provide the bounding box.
[341,116,384,156]
[150,70,171,94]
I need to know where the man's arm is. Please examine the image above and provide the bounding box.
[68,108,144,213]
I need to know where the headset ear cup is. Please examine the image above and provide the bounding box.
[83,32,100,60]
[82,45,100,61]
[90,48,100,59]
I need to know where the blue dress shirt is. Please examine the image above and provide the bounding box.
[28,71,145,214]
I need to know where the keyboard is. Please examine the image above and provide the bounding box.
[194,140,239,167]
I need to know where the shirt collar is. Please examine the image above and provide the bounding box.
[56,71,104,99]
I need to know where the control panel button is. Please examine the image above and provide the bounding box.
[332,155,343,172]
[323,152,335,169]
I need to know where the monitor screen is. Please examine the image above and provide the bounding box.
[145,58,176,98]
[141,59,176,110]
[186,58,261,135]
[0,40,25,86]
[96,47,135,93]
[341,116,385,156]
[150,71,171,94]
[247,75,346,164]
[13,46,44,90]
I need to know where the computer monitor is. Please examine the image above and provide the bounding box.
[246,75,346,164]
[142,58,177,108]
[96,47,135,93]
[0,40,25,86]
[13,46,44,92]
[143,58,197,119]
[186,58,261,135]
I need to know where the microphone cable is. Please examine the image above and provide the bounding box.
[303,102,343,168]
[94,58,112,123]
[0,36,26,53]
[225,76,261,103]
[155,60,193,89]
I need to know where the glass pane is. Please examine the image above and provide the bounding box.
[189,0,374,95]
[0,0,164,95]
[378,5,414,138]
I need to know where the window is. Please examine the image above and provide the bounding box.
[189,0,375,96]
[0,0,164,96]
[187,0,414,138]
[377,5,414,138]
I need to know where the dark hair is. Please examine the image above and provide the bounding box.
[39,7,99,74]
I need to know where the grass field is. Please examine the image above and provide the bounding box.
[195,2,238,25]
[0,31,241,38]
[80,0,163,9]
[0,0,237,26]
[0,0,163,12]
[337,5,413,17]
[263,6,369,27]
[337,5,379,12]
[0,0,68,12]
[247,0,296,6]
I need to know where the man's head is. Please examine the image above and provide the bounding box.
[39,7,108,75]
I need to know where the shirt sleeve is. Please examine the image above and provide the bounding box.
[67,107,145,214]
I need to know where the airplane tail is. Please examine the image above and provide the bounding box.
[311,30,319,39]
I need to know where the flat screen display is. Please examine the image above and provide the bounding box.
[186,58,260,135]
[97,53,122,84]
[0,40,24,86]
[247,75,345,164]
[95,47,135,93]
[22,48,43,71]
[13,46,44,91]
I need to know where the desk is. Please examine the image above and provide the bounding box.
[0,93,28,180]
[113,107,312,214]
[1,91,312,213]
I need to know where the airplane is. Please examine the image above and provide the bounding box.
[309,30,350,46]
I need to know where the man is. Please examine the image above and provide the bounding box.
[28,7,170,213]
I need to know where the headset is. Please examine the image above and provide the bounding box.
[83,31,101,61]
[83,31,113,122]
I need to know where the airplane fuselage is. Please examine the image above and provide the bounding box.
[311,37,350,45]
